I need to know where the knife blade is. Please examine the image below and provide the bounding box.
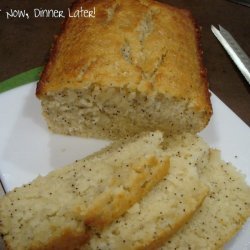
[228,0,250,7]
[211,25,250,85]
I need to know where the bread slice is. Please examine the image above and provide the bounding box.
[0,131,170,250]
[83,133,209,250]
[36,0,212,140]
[161,149,250,250]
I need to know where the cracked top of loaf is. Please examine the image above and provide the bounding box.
[37,0,211,114]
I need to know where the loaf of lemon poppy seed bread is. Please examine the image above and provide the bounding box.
[0,131,170,250]
[83,133,210,250]
[36,0,212,140]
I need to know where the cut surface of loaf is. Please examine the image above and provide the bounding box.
[161,149,250,250]
[36,0,212,140]
[83,133,210,250]
[0,131,170,250]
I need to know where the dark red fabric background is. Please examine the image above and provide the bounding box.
[0,0,249,125]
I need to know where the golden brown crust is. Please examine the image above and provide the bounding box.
[36,0,116,98]
[36,0,89,97]
[36,0,212,119]
[3,228,90,250]
[36,0,76,98]
[30,229,90,250]
[191,14,212,118]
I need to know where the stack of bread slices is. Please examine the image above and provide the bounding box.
[0,132,249,250]
[1,0,250,249]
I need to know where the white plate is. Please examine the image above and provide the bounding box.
[0,82,249,249]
